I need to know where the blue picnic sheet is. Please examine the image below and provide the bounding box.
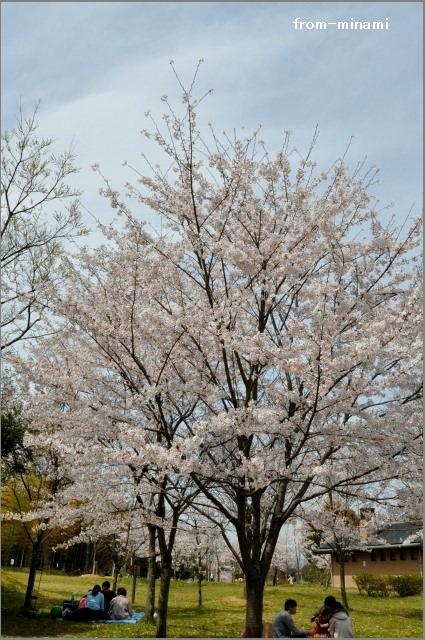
[93,612,144,624]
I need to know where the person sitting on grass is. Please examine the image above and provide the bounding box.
[85,584,105,612]
[272,599,308,638]
[328,602,353,639]
[63,585,110,621]
[101,580,116,611]
[109,587,134,620]
[309,596,337,637]
[78,594,87,608]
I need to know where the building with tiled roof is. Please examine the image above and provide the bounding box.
[313,520,422,588]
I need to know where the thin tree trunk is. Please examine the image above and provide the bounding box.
[131,557,137,604]
[198,573,202,607]
[83,542,90,573]
[112,562,121,593]
[145,525,156,620]
[338,551,350,611]
[91,542,97,574]
[245,574,265,638]
[216,552,221,582]
[272,566,278,586]
[156,564,172,638]
[197,552,203,607]
[198,571,202,607]
[23,535,43,609]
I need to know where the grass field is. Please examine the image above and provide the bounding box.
[1,568,423,638]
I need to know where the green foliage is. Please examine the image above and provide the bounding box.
[389,574,423,597]
[354,572,423,598]
[354,572,373,594]
[1,409,25,457]
[353,572,390,597]
[301,561,330,587]
[1,407,29,479]
[1,569,423,638]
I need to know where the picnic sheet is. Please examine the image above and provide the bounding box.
[93,612,144,624]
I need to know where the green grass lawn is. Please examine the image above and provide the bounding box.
[1,568,422,638]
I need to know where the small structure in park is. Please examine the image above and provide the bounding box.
[313,520,423,588]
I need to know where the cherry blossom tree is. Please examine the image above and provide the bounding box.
[1,434,69,609]
[104,66,420,636]
[16,64,422,637]
[301,497,361,610]
[270,523,305,585]
[14,232,201,637]
[1,105,84,352]
[173,519,226,606]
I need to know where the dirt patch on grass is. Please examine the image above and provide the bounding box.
[222,596,246,607]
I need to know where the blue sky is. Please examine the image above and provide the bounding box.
[2,2,422,238]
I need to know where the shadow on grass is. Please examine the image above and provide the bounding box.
[1,583,24,616]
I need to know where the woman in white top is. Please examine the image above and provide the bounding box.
[109,587,134,619]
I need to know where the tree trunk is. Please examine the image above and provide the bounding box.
[83,542,91,573]
[197,552,203,607]
[131,558,137,604]
[272,566,278,586]
[156,564,172,638]
[216,552,221,582]
[112,562,121,593]
[198,572,202,608]
[23,535,43,609]
[245,574,265,638]
[338,552,350,611]
[91,542,97,574]
[145,526,156,620]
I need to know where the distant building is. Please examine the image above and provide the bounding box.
[313,521,422,588]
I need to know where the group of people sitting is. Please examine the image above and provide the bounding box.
[272,595,353,638]
[63,580,134,621]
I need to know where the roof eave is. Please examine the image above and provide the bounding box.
[312,542,422,555]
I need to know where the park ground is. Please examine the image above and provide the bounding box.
[1,569,423,638]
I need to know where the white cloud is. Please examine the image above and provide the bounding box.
[2,1,421,243]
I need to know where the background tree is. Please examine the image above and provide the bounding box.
[269,524,305,585]
[302,496,361,610]
[173,520,223,607]
[1,379,28,481]
[1,104,84,351]
[15,280,199,640]
[2,440,68,610]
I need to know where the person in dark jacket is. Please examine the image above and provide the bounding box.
[101,581,116,612]
[310,595,337,622]
[272,599,308,638]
